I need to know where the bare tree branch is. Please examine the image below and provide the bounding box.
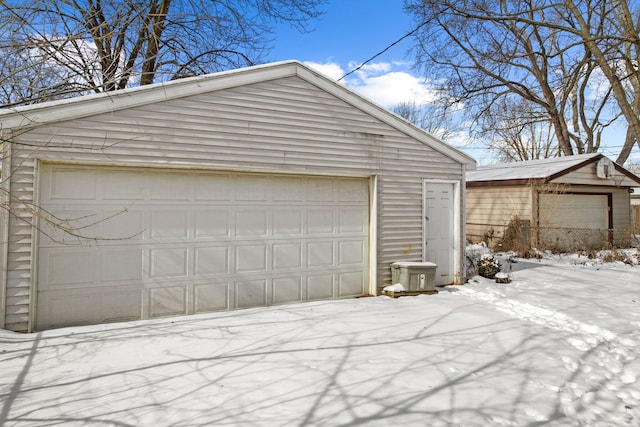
[405,0,638,163]
[0,0,326,105]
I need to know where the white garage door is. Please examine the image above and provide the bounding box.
[36,164,370,329]
[539,193,609,249]
[539,193,608,228]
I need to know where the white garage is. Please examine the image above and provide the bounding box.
[37,164,370,329]
[0,61,475,332]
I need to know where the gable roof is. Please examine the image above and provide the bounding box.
[467,153,640,186]
[0,60,475,168]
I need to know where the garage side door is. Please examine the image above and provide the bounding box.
[539,193,609,250]
[423,182,455,285]
[36,164,370,329]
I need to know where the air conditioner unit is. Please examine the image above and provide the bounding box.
[596,157,614,179]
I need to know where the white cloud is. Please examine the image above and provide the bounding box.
[303,61,346,81]
[349,71,437,108]
[304,60,436,109]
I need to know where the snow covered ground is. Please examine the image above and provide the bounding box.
[1,250,639,426]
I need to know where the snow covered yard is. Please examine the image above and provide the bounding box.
[1,253,639,426]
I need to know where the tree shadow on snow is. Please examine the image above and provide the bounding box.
[1,296,636,426]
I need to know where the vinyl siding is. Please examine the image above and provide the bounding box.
[466,186,533,246]
[467,180,634,248]
[554,163,639,187]
[3,154,36,331]
[3,75,464,331]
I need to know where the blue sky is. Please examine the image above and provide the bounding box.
[266,0,497,164]
[269,0,443,110]
[270,0,413,67]
[265,0,636,166]
[269,0,436,113]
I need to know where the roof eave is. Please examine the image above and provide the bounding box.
[466,178,545,187]
[613,164,640,186]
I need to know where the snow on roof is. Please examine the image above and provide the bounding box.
[466,153,602,182]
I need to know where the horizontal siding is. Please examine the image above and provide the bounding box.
[377,178,424,285]
[555,163,639,187]
[3,151,36,330]
[466,186,532,245]
[467,182,633,249]
[4,75,464,330]
[613,189,633,245]
[554,163,603,185]
[633,205,640,232]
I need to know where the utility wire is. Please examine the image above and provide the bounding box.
[338,20,429,82]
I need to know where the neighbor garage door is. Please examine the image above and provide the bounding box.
[539,193,609,250]
[36,164,370,329]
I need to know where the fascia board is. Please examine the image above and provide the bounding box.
[614,164,640,186]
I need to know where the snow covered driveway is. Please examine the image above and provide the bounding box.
[1,256,639,426]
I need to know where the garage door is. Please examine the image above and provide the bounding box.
[539,193,609,250]
[36,164,370,329]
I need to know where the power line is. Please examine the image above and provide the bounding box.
[337,20,429,82]
[335,20,640,164]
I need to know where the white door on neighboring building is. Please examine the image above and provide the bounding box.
[423,181,456,285]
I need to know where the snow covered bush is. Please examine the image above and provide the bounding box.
[466,243,492,278]
[478,254,501,279]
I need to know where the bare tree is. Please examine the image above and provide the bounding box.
[0,0,325,106]
[404,0,637,163]
[392,100,462,141]
[626,161,640,175]
[0,0,325,237]
[562,0,640,164]
[482,99,557,162]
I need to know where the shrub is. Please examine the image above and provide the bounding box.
[466,243,491,278]
[499,216,531,254]
[478,254,502,279]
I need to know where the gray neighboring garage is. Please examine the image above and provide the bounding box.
[0,61,475,332]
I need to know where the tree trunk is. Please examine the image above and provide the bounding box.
[565,0,640,164]
[140,0,172,86]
